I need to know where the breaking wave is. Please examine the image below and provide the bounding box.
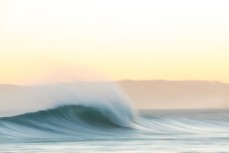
[0,82,136,142]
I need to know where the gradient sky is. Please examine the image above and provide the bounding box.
[0,0,229,84]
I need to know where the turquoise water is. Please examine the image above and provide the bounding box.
[1,108,229,153]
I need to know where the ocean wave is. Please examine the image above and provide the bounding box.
[0,82,136,142]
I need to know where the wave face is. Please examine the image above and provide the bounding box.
[0,105,135,141]
[0,82,135,142]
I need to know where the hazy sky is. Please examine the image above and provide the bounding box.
[0,0,229,84]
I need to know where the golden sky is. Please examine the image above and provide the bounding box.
[0,0,229,84]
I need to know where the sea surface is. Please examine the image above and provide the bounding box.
[1,106,229,153]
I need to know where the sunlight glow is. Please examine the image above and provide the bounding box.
[1,0,229,84]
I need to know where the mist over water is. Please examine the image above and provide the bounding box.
[0,82,135,120]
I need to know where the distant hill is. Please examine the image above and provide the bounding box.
[1,80,229,109]
[118,80,229,109]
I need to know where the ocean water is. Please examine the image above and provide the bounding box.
[0,83,229,152]
[1,107,229,153]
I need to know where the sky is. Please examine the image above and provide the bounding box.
[0,0,229,84]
